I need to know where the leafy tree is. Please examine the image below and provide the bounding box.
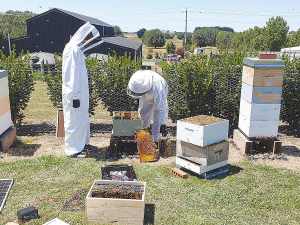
[0,10,35,41]
[166,41,176,54]
[264,16,289,51]
[137,28,146,38]
[286,28,300,47]
[216,31,234,50]
[163,32,171,39]
[176,32,185,40]
[142,29,165,48]
[114,25,124,37]
[194,26,234,33]
[193,27,219,47]
[230,33,244,50]
[176,47,184,58]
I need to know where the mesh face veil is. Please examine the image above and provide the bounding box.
[69,22,103,52]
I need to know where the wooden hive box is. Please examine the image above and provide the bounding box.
[0,70,13,135]
[86,180,146,224]
[176,139,229,166]
[242,65,284,87]
[113,111,142,137]
[177,115,229,147]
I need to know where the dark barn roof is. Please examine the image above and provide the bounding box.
[26,8,113,27]
[1,8,142,61]
[102,36,143,51]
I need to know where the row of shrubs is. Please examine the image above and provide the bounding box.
[161,52,300,130]
[0,49,299,130]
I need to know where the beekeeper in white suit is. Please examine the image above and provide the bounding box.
[127,70,168,145]
[62,22,103,158]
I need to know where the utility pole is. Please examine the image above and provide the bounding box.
[8,34,11,55]
[184,8,187,57]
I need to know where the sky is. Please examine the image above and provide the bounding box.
[2,0,300,33]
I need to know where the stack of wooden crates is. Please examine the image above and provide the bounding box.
[234,55,285,154]
[176,115,230,178]
[0,70,16,152]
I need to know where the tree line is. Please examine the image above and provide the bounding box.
[137,16,300,53]
[0,10,36,42]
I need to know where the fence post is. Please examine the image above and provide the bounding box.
[188,73,192,117]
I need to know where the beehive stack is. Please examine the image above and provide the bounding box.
[238,56,285,138]
[0,70,16,152]
[176,115,230,175]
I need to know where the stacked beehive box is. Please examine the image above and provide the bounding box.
[238,57,285,138]
[176,115,229,176]
[0,70,16,152]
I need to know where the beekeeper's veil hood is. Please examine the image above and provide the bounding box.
[70,22,103,52]
[127,70,154,98]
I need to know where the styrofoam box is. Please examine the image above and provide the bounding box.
[176,156,227,175]
[112,119,142,136]
[239,98,281,121]
[177,116,229,147]
[241,82,282,104]
[238,113,279,138]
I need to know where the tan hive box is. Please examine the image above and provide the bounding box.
[86,180,146,224]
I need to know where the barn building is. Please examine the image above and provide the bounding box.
[0,8,143,62]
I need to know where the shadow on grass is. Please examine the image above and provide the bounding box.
[7,140,41,156]
[17,122,112,136]
[278,124,300,138]
[144,204,155,225]
[281,145,300,157]
[179,164,243,180]
[17,123,56,136]
[90,123,113,134]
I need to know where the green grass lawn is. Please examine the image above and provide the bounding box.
[1,157,299,224]
[22,81,111,123]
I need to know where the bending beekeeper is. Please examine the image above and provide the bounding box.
[62,22,103,158]
[127,70,168,145]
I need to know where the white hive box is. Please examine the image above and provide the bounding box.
[241,82,282,104]
[112,111,142,137]
[0,70,13,135]
[86,180,146,224]
[239,98,280,121]
[177,115,229,147]
[238,113,279,138]
[176,157,227,175]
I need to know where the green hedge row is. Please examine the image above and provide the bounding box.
[0,50,34,127]
[161,52,300,131]
[45,52,142,116]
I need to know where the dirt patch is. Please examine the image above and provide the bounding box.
[1,122,299,173]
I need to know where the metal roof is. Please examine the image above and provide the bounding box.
[101,36,143,51]
[26,8,113,27]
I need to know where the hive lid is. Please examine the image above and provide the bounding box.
[243,58,285,69]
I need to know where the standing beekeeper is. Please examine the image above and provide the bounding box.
[127,70,168,145]
[62,22,103,158]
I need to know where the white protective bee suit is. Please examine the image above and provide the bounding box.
[127,70,168,142]
[62,22,103,156]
